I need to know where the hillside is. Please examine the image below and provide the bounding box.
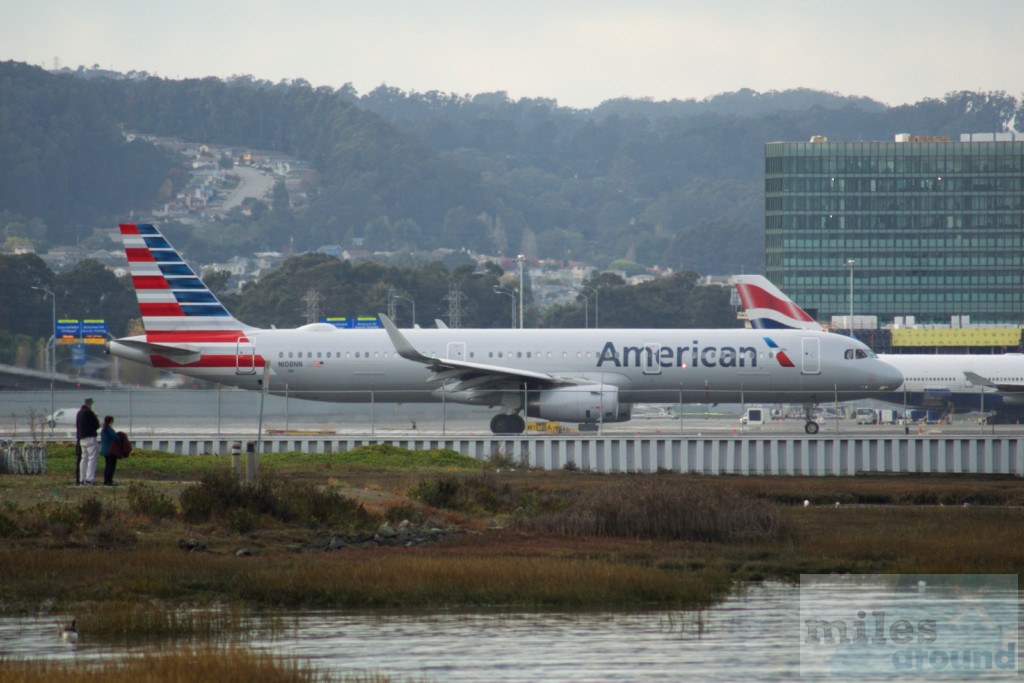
[1,60,1019,276]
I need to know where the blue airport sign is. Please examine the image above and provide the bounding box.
[71,342,87,366]
[56,319,82,342]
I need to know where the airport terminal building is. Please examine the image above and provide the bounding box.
[765,134,1024,341]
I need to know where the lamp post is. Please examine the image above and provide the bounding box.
[516,254,526,329]
[395,295,416,328]
[574,288,589,328]
[31,286,55,435]
[580,284,598,328]
[844,259,855,327]
[494,286,516,328]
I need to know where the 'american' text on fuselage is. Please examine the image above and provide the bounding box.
[596,341,759,369]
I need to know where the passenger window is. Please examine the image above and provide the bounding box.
[355,352,360,358]
[288,351,293,358]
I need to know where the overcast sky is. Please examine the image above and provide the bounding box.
[3,0,1022,109]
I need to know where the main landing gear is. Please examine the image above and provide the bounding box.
[803,402,820,435]
[490,413,526,435]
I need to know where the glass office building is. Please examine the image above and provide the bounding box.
[765,136,1024,326]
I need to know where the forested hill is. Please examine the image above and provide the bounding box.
[1,60,1020,275]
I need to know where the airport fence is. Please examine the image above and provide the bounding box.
[0,385,993,441]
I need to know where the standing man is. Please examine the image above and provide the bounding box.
[75,398,100,485]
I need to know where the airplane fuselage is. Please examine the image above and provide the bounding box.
[879,353,1024,417]
[110,325,899,406]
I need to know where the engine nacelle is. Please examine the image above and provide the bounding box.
[526,384,631,424]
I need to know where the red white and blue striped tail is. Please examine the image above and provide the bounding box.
[120,223,254,337]
[732,275,824,331]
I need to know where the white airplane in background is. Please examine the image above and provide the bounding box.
[734,274,1024,422]
[107,223,902,434]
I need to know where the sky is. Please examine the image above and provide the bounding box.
[2,0,1023,109]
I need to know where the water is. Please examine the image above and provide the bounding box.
[0,583,798,681]
[2,581,1017,680]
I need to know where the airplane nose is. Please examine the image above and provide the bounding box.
[876,359,904,391]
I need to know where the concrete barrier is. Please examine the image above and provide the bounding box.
[125,434,1024,476]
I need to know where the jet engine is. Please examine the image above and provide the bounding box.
[526,384,631,424]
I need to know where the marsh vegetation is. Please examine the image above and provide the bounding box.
[1,443,1022,678]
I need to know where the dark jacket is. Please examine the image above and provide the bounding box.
[76,405,99,439]
[100,424,121,456]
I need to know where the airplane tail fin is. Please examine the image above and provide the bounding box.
[119,223,254,339]
[732,275,824,331]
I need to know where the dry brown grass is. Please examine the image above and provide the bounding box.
[0,647,387,682]
[2,464,1023,618]
[516,477,787,542]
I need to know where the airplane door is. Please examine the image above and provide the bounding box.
[801,337,820,375]
[236,337,256,375]
[447,342,466,361]
[643,344,662,375]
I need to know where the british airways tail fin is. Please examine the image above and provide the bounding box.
[119,223,255,338]
[732,275,824,331]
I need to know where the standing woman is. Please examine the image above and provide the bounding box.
[99,415,122,486]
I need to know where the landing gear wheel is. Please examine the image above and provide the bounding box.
[490,414,526,435]
[804,421,820,435]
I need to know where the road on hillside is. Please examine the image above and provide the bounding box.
[221,166,275,211]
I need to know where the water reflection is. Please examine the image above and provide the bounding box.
[5,581,1014,681]
[0,583,802,681]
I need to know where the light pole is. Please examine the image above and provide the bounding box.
[494,286,516,328]
[844,259,855,326]
[516,254,526,329]
[573,288,589,328]
[395,294,416,328]
[31,286,55,435]
[580,284,598,328]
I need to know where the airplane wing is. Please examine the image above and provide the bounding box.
[378,313,587,392]
[964,371,1024,393]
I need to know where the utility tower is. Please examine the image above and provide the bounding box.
[444,283,467,328]
[302,288,324,324]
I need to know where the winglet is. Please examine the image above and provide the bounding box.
[964,371,996,388]
[378,313,433,363]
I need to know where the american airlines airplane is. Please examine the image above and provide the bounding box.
[107,223,902,434]
[734,274,1024,422]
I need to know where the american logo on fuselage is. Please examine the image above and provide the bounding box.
[596,337,793,369]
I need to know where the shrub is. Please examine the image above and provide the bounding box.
[78,497,105,528]
[128,483,178,521]
[0,510,21,537]
[410,476,464,509]
[227,507,259,534]
[179,468,374,531]
[410,472,522,514]
[517,478,788,543]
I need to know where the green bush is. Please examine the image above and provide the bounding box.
[179,468,374,531]
[410,472,520,513]
[127,483,177,521]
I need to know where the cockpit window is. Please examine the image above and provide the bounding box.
[845,348,874,359]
